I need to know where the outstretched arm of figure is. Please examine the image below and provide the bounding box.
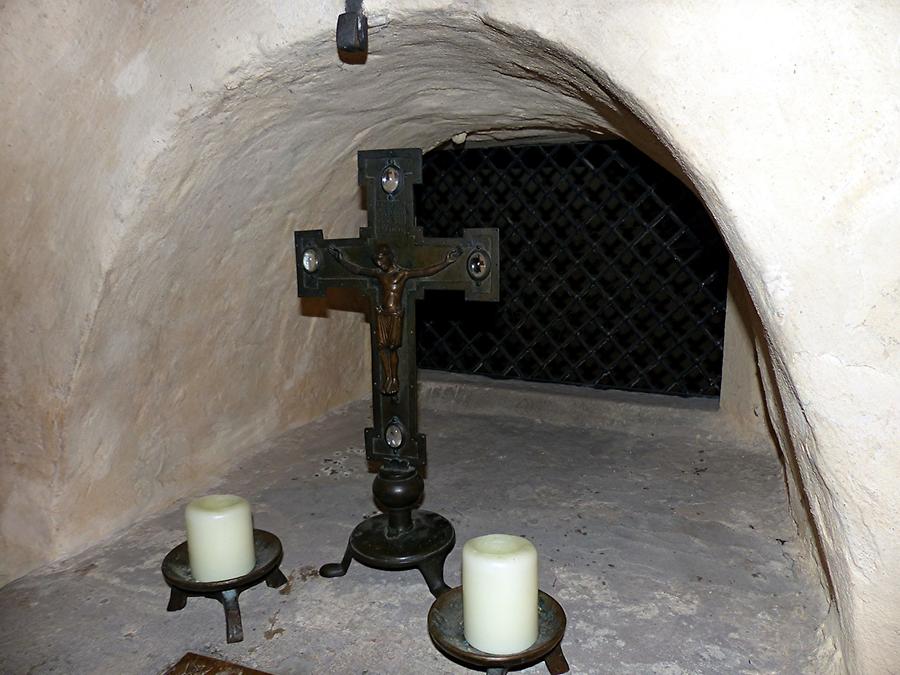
[327,245,379,277]
[406,245,464,279]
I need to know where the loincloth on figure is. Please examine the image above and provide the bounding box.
[376,309,403,349]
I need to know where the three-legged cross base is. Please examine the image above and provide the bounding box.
[320,510,455,598]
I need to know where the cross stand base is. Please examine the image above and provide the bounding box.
[161,530,288,644]
[319,462,454,597]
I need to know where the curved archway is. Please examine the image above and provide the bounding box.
[3,3,898,671]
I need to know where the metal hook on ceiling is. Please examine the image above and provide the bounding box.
[336,0,368,62]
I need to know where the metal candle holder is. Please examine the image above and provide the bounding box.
[161,529,287,643]
[428,587,570,675]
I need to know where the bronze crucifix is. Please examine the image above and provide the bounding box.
[294,148,499,596]
[295,148,498,468]
[327,241,462,396]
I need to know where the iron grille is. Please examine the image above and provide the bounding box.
[414,140,728,397]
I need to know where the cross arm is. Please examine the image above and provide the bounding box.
[410,227,500,302]
[403,245,463,279]
[294,229,376,297]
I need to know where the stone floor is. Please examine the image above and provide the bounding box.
[0,374,831,674]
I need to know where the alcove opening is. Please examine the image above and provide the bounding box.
[415,138,729,398]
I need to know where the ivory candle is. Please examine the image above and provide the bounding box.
[185,494,255,582]
[462,534,539,654]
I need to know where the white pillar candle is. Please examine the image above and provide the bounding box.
[185,494,256,582]
[462,534,539,654]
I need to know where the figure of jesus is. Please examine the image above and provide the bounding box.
[328,242,463,395]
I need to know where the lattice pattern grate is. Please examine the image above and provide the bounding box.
[415,140,729,397]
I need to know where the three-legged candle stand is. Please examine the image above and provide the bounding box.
[319,461,454,597]
[161,529,288,643]
[427,587,570,675]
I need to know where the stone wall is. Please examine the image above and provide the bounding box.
[2,1,898,671]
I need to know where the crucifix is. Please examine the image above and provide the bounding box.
[294,148,499,596]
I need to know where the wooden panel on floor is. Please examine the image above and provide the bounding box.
[162,652,273,675]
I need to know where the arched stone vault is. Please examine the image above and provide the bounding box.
[2,2,898,672]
